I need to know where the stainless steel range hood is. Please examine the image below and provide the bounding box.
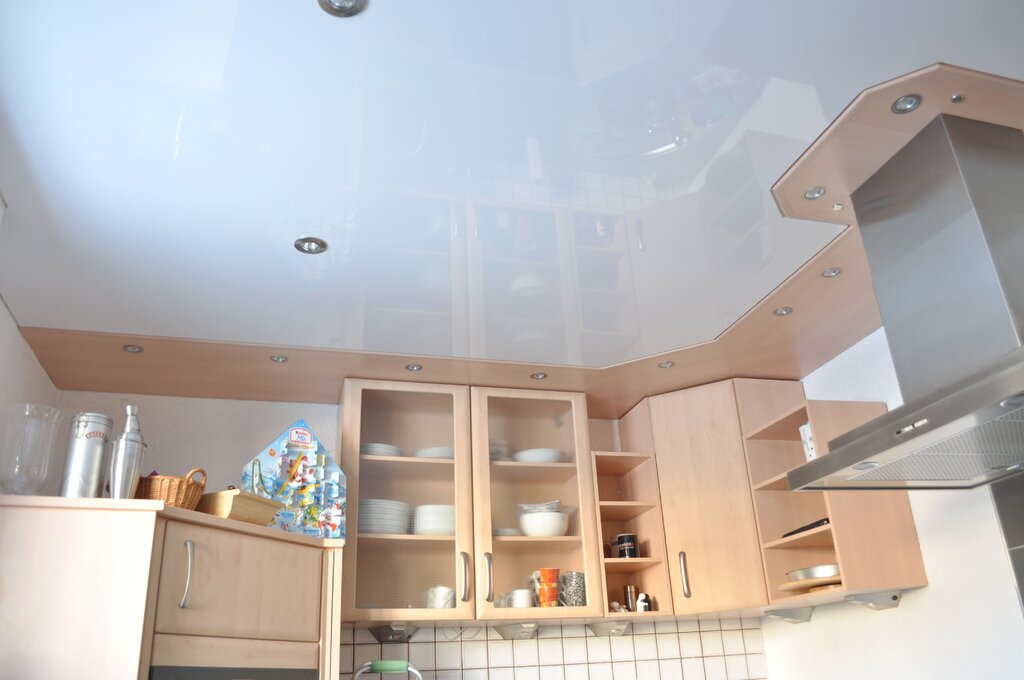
[789,114,1024,490]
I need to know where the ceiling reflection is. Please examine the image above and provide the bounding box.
[0,1,1021,367]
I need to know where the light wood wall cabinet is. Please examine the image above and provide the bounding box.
[591,450,673,617]
[733,379,927,608]
[621,381,769,614]
[339,379,474,622]
[0,497,344,680]
[472,387,604,619]
[339,380,605,622]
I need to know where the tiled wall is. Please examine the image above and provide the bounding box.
[339,618,767,680]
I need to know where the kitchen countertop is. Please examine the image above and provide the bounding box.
[0,494,346,549]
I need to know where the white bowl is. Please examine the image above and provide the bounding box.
[509,272,547,296]
[520,511,568,537]
[514,448,565,463]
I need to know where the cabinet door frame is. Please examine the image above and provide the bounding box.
[339,379,475,622]
[470,386,605,619]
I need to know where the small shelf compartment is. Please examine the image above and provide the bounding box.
[598,501,657,521]
[762,524,834,550]
[602,557,663,573]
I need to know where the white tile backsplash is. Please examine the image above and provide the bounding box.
[339,618,767,678]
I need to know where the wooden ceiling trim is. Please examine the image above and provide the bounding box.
[21,227,880,419]
[773,63,1024,224]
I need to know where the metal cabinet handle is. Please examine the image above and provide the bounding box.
[678,551,692,599]
[460,551,471,602]
[179,539,195,608]
[484,552,494,602]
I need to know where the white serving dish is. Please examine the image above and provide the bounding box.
[513,448,566,463]
[414,446,455,459]
[520,511,568,537]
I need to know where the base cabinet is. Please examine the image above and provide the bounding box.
[0,498,342,680]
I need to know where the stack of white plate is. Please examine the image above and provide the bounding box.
[414,446,455,460]
[360,442,403,457]
[358,499,411,534]
[412,504,456,535]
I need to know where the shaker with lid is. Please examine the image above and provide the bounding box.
[108,405,146,500]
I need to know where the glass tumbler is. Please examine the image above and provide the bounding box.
[1,403,62,495]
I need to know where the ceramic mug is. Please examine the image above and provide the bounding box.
[615,533,638,558]
[558,571,586,607]
[425,585,455,609]
[531,568,560,585]
[505,588,533,608]
[537,581,559,607]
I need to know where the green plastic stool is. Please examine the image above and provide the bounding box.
[354,660,423,679]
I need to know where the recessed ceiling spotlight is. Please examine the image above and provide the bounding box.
[122,344,144,353]
[950,93,966,104]
[773,306,793,317]
[530,372,548,380]
[831,202,844,212]
[803,186,826,200]
[405,363,423,372]
[658,361,675,369]
[822,267,843,278]
[294,237,328,254]
[270,354,289,363]
[891,94,923,114]
[318,0,367,17]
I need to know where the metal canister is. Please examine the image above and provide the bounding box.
[59,412,113,497]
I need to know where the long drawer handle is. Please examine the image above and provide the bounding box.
[679,550,692,599]
[484,552,494,602]
[460,551,471,602]
[179,539,195,608]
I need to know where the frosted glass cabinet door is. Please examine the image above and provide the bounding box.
[340,379,475,622]
[471,387,604,619]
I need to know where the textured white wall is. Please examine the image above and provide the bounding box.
[55,391,339,495]
[765,328,1024,679]
[0,297,60,488]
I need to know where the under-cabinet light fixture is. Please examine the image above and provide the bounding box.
[318,0,367,17]
[122,344,144,353]
[658,361,675,368]
[803,186,826,200]
[405,363,423,372]
[773,306,793,317]
[950,93,966,103]
[822,267,843,278]
[294,236,328,254]
[831,202,844,212]
[891,94,922,113]
[530,372,548,380]
[270,354,289,363]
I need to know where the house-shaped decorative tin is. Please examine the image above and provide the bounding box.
[241,419,346,539]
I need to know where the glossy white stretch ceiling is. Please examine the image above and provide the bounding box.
[1,0,1023,368]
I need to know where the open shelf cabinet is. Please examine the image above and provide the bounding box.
[734,379,928,607]
[590,450,673,616]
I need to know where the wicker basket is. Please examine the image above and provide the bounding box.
[135,467,207,510]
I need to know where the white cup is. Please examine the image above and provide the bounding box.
[507,588,533,608]
[425,585,455,609]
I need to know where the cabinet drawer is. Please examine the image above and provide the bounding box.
[155,521,322,642]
